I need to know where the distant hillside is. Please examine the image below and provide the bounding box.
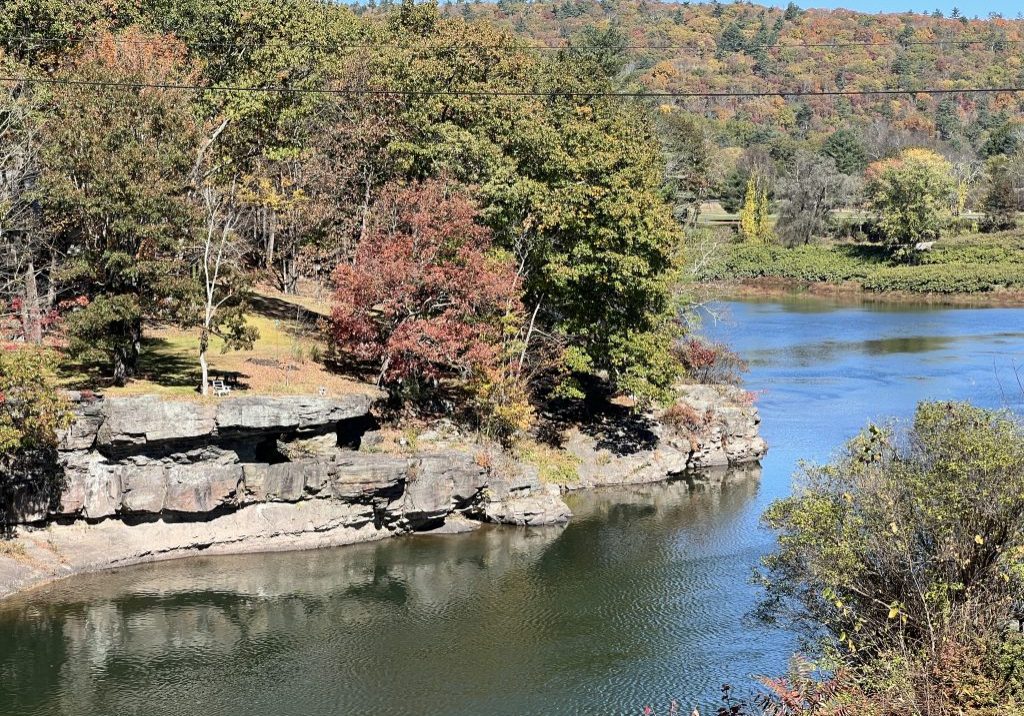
[436,0,1024,156]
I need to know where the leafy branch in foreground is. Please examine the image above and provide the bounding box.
[0,348,72,529]
[757,401,1024,714]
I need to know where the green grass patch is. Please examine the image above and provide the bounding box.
[516,440,581,486]
[57,288,367,398]
[700,230,1024,295]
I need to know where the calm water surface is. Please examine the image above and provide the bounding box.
[1,297,1022,716]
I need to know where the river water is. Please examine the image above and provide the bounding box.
[1,297,1022,716]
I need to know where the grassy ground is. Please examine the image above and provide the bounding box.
[58,287,374,399]
[697,228,1024,301]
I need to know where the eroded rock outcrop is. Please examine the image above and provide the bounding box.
[1,384,765,599]
[49,393,568,532]
[563,384,768,490]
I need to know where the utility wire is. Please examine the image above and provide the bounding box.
[4,33,1024,53]
[2,74,1023,99]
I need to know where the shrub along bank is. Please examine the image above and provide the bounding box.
[700,230,1024,296]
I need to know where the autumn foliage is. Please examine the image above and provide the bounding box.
[330,180,523,393]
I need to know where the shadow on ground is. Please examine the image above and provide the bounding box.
[249,293,328,322]
[540,381,658,457]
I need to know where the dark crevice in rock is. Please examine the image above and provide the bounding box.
[253,436,289,465]
[337,413,379,449]
[409,516,447,532]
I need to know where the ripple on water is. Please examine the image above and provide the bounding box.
[2,299,1022,715]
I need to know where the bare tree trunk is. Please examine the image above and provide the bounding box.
[264,208,275,270]
[518,300,542,373]
[46,251,57,309]
[112,327,140,387]
[281,243,298,294]
[23,260,42,343]
[199,328,210,396]
[112,323,143,385]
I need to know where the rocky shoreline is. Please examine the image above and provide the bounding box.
[0,385,766,600]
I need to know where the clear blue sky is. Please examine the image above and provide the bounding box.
[757,0,1022,18]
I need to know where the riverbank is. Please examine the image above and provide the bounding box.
[0,385,766,600]
[698,229,1024,307]
[710,277,1024,307]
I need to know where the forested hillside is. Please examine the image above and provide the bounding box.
[442,0,1024,152]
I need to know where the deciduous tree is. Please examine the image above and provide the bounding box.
[982,153,1023,231]
[42,30,200,384]
[0,347,72,528]
[776,152,854,246]
[865,148,955,259]
[758,402,1024,712]
[190,179,259,395]
[330,180,523,404]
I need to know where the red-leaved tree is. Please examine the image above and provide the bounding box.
[330,180,523,399]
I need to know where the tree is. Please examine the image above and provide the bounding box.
[821,129,867,175]
[776,152,853,246]
[980,121,1023,158]
[935,97,961,142]
[982,154,1023,231]
[0,70,45,345]
[739,175,774,244]
[865,148,955,259]
[717,21,746,55]
[758,402,1024,712]
[950,152,982,217]
[42,30,200,384]
[149,0,360,294]
[0,0,143,68]
[0,348,72,528]
[372,6,686,403]
[330,180,523,400]
[564,25,629,81]
[191,180,259,395]
[659,110,716,226]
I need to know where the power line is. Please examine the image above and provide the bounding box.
[2,74,1023,99]
[4,33,1024,53]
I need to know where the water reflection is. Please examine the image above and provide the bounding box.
[0,475,764,716]
[5,296,1024,715]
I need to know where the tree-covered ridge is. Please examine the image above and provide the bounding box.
[439,0,1024,153]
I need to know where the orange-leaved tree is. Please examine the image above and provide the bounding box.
[331,180,529,431]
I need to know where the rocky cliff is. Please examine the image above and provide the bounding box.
[561,384,768,489]
[0,384,766,598]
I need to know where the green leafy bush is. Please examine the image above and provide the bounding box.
[699,243,881,283]
[758,402,1024,714]
[863,263,1024,293]
[0,348,73,529]
[704,232,1024,295]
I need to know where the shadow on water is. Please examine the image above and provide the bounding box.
[8,297,1024,716]
[0,473,766,716]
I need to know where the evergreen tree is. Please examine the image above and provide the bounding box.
[822,129,867,175]
[935,98,961,142]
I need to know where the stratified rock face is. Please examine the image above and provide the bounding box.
[66,394,379,452]
[1,387,766,598]
[215,396,375,433]
[48,386,764,529]
[565,384,768,490]
[48,393,572,535]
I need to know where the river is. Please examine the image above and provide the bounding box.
[1,297,1022,716]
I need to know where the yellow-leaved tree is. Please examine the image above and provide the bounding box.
[739,176,774,244]
[865,148,955,260]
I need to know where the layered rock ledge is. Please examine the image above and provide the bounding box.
[0,385,765,599]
